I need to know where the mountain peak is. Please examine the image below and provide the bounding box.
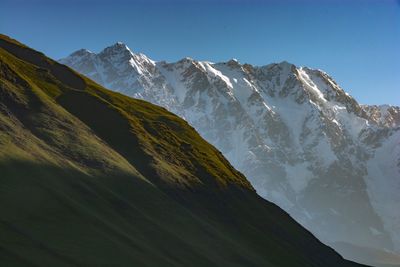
[112,41,129,49]
[179,56,194,63]
[100,42,133,57]
[279,60,292,66]
[226,58,241,68]
[69,48,93,57]
[260,61,297,73]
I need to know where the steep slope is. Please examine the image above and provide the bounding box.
[61,42,400,266]
[0,35,364,267]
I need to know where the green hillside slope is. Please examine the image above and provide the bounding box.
[0,34,364,267]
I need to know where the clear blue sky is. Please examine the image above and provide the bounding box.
[1,0,399,105]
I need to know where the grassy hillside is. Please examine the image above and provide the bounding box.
[0,34,364,267]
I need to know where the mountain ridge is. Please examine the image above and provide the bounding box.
[61,42,400,267]
[0,34,367,267]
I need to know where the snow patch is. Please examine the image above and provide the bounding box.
[285,162,313,193]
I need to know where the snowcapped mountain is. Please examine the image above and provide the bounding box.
[60,43,400,266]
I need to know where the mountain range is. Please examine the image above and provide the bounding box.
[60,42,400,267]
[0,34,368,266]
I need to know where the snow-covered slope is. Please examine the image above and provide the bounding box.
[60,43,400,266]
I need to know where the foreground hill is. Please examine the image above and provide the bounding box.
[0,35,364,266]
[61,42,400,266]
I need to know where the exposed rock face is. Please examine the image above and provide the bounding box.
[61,44,400,262]
[362,104,400,128]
